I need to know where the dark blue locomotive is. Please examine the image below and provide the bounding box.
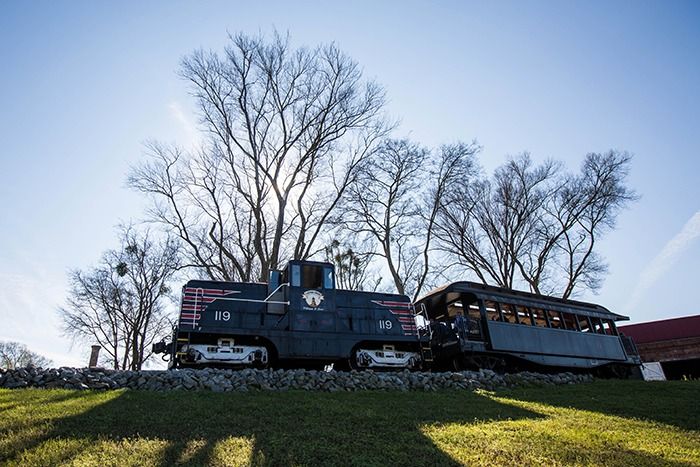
[155,260,429,370]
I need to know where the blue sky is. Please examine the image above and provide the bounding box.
[1,0,699,366]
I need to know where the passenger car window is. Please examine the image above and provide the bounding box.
[547,310,563,329]
[500,303,516,323]
[561,313,579,331]
[516,306,532,325]
[530,308,549,327]
[578,315,592,332]
[484,300,502,321]
[589,317,604,334]
[447,300,464,318]
[602,319,616,335]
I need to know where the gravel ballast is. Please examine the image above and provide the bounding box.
[0,366,593,392]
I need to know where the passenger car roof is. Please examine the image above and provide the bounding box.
[416,281,629,321]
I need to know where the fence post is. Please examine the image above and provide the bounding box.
[88,345,101,368]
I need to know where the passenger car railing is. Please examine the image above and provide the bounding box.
[620,334,639,356]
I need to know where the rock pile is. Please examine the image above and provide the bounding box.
[0,366,593,392]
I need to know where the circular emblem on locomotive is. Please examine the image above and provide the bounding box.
[302,290,324,308]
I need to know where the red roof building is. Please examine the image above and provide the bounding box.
[619,315,700,379]
[620,315,700,344]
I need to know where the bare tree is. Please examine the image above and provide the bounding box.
[324,239,379,291]
[342,139,479,299]
[0,341,52,369]
[435,150,637,297]
[436,154,560,289]
[551,151,638,298]
[414,142,480,298]
[59,227,180,370]
[129,32,390,282]
[341,139,427,296]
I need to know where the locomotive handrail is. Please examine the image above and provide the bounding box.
[264,283,289,302]
[203,283,290,306]
[211,297,290,305]
[193,288,203,327]
[415,303,432,338]
[184,284,291,306]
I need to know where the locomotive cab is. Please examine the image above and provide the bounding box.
[265,261,336,317]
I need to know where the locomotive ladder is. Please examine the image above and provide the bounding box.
[415,303,433,365]
[175,332,192,363]
[175,287,202,361]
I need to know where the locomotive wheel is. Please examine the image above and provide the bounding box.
[451,355,468,371]
[471,355,505,372]
[348,349,363,371]
[604,364,632,379]
[252,360,269,370]
[252,346,270,369]
[333,359,351,372]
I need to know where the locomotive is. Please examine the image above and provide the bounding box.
[153,260,431,370]
[153,260,641,375]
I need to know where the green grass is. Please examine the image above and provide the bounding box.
[1,380,698,466]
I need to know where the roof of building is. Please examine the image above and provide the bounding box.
[618,314,700,344]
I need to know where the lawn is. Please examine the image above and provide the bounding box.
[1,380,698,466]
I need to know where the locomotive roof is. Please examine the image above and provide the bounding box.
[417,281,629,322]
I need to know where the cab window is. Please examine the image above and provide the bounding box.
[590,317,605,334]
[323,266,334,289]
[467,302,481,321]
[301,265,324,289]
[291,265,301,287]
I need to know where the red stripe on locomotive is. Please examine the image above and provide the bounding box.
[372,300,412,308]
[183,287,240,295]
[372,300,417,336]
[179,288,240,325]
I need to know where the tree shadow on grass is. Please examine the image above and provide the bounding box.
[0,388,89,411]
[0,389,115,462]
[499,380,700,431]
[2,384,698,466]
[2,389,542,466]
